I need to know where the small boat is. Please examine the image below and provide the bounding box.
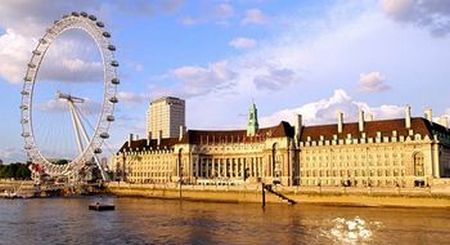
[89,202,115,211]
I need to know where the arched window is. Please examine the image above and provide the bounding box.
[413,152,425,176]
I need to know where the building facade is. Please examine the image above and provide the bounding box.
[146,96,185,139]
[115,104,450,188]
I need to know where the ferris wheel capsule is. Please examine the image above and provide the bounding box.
[100,132,110,139]
[109,96,119,103]
[96,21,105,28]
[110,60,119,67]
[111,78,120,85]
[106,115,115,122]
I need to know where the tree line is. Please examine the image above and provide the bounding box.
[0,163,31,180]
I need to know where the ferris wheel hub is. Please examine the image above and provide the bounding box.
[56,91,85,103]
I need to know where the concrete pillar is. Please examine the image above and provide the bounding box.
[433,143,440,178]
[405,105,412,129]
[195,158,199,177]
[128,133,134,147]
[358,110,365,132]
[206,159,210,178]
[241,158,245,179]
[157,130,162,146]
[179,125,185,141]
[294,114,302,144]
[337,111,344,133]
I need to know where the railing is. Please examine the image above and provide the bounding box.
[262,183,297,206]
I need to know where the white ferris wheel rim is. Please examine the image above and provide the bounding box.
[20,12,119,177]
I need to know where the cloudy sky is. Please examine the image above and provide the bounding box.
[1,0,450,163]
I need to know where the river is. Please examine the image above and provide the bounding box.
[0,197,449,244]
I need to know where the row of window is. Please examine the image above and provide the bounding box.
[301,178,408,187]
[301,169,406,178]
[302,160,405,168]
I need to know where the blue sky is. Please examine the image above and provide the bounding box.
[0,0,450,163]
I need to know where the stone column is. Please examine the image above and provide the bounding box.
[433,143,440,178]
[206,159,210,178]
[199,158,203,178]
[241,158,245,179]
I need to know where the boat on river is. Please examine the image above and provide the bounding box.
[89,202,115,211]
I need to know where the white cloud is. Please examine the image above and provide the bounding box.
[117,91,147,105]
[359,71,390,92]
[0,147,26,163]
[253,68,298,90]
[260,89,404,127]
[216,3,234,19]
[168,60,237,97]
[180,16,203,26]
[381,0,450,36]
[229,37,257,49]
[242,8,268,25]
[0,29,32,83]
[180,3,234,26]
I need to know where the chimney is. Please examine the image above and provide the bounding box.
[367,113,374,121]
[128,133,133,147]
[157,130,162,146]
[147,131,152,146]
[405,105,411,129]
[179,125,185,141]
[337,111,344,133]
[424,108,433,123]
[294,114,302,142]
[358,110,365,132]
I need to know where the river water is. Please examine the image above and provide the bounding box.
[0,197,449,245]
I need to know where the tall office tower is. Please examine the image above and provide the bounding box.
[147,96,185,139]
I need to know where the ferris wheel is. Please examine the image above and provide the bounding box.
[20,12,120,182]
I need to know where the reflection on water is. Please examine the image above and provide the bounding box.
[0,197,449,244]
[321,216,383,244]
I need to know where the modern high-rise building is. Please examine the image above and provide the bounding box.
[146,96,185,139]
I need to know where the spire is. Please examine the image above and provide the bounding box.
[247,101,259,136]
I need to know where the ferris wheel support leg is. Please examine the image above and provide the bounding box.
[72,104,109,181]
[68,102,85,154]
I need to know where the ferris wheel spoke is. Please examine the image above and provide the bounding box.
[68,101,86,154]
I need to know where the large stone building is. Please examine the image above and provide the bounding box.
[114,103,450,188]
[146,96,185,139]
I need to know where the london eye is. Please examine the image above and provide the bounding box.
[20,12,119,183]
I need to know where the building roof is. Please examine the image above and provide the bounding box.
[118,137,179,153]
[116,117,449,154]
[179,121,295,144]
[150,96,185,104]
[300,117,449,141]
